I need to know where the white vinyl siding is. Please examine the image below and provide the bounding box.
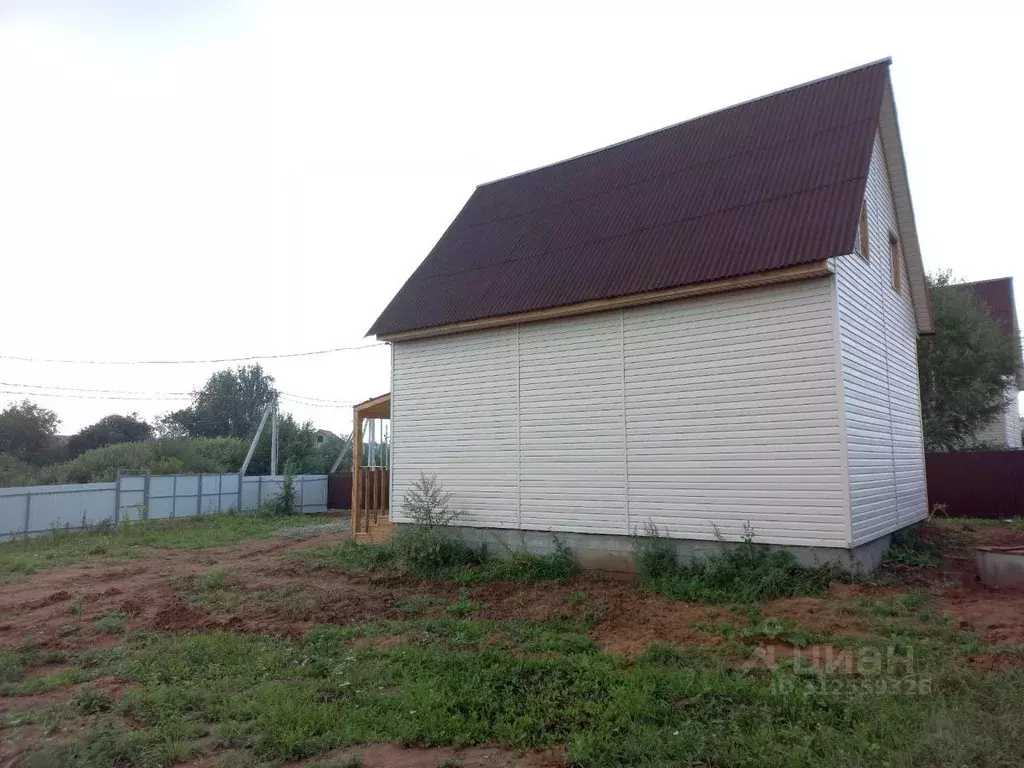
[973,384,1023,448]
[624,282,847,546]
[391,327,518,528]
[835,131,928,545]
[392,278,849,547]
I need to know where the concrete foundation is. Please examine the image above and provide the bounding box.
[399,524,899,575]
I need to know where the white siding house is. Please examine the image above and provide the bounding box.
[369,60,934,571]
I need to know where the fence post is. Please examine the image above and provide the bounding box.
[298,475,305,513]
[142,472,151,521]
[237,473,243,513]
[23,492,31,535]
[114,471,121,526]
[196,474,203,516]
[171,475,178,518]
[258,475,263,509]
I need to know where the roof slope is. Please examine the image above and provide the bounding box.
[955,278,1019,338]
[370,61,891,338]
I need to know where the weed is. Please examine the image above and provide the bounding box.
[72,686,114,715]
[633,521,678,578]
[565,591,588,606]
[886,527,942,567]
[446,589,484,618]
[66,598,84,616]
[635,526,843,604]
[92,612,126,635]
[394,596,441,616]
[457,540,578,584]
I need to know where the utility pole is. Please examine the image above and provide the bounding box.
[240,403,273,476]
[270,399,279,476]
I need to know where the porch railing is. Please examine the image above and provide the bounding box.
[353,466,389,533]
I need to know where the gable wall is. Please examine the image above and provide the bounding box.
[392,278,851,548]
[834,131,928,545]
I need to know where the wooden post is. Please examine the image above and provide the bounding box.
[374,469,383,521]
[352,411,363,534]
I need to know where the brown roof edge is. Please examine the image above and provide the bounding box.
[477,57,894,190]
[378,261,834,342]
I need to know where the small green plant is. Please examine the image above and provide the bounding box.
[633,521,678,578]
[886,526,941,567]
[66,598,84,616]
[267,464,297,516]
[458,538,578,584]
[635,523,843,604]
[72,686,114,714]
[92,612,126,635]
[446,588,484,618]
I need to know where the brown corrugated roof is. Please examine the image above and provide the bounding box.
[369,60,891,337]
[955,278,1019,338]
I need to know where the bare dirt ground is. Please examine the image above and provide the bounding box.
[2,520,1024,766]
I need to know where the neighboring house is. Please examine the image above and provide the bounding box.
[953,278,1023,449]
[367,59,934,572]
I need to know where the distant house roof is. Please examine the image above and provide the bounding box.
[956,278,1019,338]
[370,59,925,339]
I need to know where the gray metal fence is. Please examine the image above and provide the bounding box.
[0,473,328,541]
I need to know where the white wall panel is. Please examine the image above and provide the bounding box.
[835,131,928,545]
[392,279,851,547]
[624,280,848,547]
[392,327,519,528]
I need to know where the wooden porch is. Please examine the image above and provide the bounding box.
[352,392,394,542]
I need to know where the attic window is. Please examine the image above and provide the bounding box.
[857,201,869,261]
[890,233,902,293]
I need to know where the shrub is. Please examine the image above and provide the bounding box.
[402,471,460,528]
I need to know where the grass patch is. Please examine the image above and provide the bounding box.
[0,513,339,584]
[92,613,127,635]
[175,568,246,612]
[634,525,843,604]
[294,531,577,584]
[885,527,942,567]
[17,623,1024,767]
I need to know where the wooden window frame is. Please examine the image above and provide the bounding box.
[857,201,869,261]
[889,232,902,293]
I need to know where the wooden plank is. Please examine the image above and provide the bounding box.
[352,413,363,535]
[378,262,833,342]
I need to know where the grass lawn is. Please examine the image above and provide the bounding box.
[2,516,1024,766]
[0,513,341,585]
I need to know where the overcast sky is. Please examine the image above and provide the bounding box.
[1,0,1021,435]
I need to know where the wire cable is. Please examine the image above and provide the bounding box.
[0,342,386,365]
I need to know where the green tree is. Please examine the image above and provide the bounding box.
[67,413,153,458]
[918,271,1022,451]
[0,400,60,465]
[166,364,277,439]
[247,413,319,475]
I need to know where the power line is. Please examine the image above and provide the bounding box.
[1,382,362,409]
[0,382,191,396]
[279,395,351,410]
[0,389,190,402]
[279,391,350,405]
[1,382,352,403]
[0,342,386,365]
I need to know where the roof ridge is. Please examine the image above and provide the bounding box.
[457,116,876,235]
[476,58,892,189]
[958,276,1014,286]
